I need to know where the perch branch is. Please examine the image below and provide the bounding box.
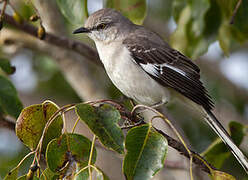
[1,12,101,66]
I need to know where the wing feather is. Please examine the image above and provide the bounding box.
[123,35,213,110]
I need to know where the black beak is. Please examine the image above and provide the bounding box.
[73,27,90,34]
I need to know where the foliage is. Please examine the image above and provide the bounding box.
[3,99,241,179]
[4,100,169,179]
[171,0,248,59]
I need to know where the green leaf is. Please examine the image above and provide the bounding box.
[123,124,168,180]
[40,168,59,180]
[229,121,245,145]
[202,121,245,168]
[211,170,236,180]
[0,75,23,118]
[104,0,147,25]
[0,58,15,75]
[56,0,87,25]
[4,167,19,180]
[202,139,230,168]
[46,133,97,173]
[76,104,124,154]
[16,101,63,151]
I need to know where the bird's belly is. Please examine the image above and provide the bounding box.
[109,61,169,105]
[96,41,170,105]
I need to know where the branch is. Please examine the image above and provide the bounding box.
[230,0,242,24]
[2,12,101,67]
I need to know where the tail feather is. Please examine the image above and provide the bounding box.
[202,107,248,174]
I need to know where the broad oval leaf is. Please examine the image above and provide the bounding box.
[46,133,97,173]
[0,58,15,74]
[16,101,63,151]
[104,0,147,25]
[123,124,168,180]
[56,0,87,25]
[76,103,124,154]
[0,75,23,118]
[4,167,19,180]
[211,170,236,180]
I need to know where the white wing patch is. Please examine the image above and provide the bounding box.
[140,63,187,78]
[140,63,158,77]
[162,63,187,76]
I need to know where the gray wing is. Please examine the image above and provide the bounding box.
[123,35,213,110]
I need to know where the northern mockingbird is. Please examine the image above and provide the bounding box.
[73,8,248,173]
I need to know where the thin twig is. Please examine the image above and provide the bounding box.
[71,117,80,133]
[17,151,35,168]
[88,135,96,180]
[230,0,242,24]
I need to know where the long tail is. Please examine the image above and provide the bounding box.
[202,107,248,174]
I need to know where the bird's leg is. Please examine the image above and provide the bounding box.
[130,99,136,107]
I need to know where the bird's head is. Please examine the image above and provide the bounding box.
[73,8,133,43]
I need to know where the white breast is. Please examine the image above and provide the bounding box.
[94,40,170,106]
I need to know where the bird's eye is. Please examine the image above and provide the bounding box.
[97,23,106,30]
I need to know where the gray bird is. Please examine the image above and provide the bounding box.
[73,8,248,173]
